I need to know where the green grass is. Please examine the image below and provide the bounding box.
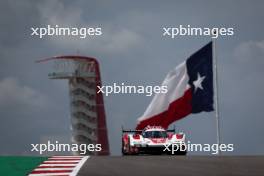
[0,156,48,176]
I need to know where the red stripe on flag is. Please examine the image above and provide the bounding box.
[136,88,192,130]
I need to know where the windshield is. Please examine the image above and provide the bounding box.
[143,131,167,138]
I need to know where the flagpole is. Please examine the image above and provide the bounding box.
[212,37,221,155]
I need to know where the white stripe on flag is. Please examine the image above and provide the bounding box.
[138,61,190,122]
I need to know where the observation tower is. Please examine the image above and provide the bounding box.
[38,56,109,155]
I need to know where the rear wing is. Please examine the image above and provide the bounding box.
[166,129,175,133]
[122,126,142,133]
[121,125,176,133]
[166,125,176,133]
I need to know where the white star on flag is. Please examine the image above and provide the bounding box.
[193,72,206,92]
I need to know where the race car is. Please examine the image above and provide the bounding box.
[122,126,187,155]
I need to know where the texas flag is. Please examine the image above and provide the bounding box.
[136,42,214,130]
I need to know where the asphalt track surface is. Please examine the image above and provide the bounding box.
[78,156,264,176]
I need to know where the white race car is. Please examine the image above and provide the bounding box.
[122,126,187,155]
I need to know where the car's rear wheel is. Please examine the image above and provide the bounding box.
[122,140,128,155]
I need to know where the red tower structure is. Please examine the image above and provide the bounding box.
[38,56,109,155]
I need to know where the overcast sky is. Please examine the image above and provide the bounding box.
[0,0,264,156]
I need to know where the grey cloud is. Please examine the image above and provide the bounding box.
[36,0,143,54]
[0,77,49,109]
[234,40,264,63]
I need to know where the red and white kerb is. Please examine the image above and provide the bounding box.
[28,156,89,176]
